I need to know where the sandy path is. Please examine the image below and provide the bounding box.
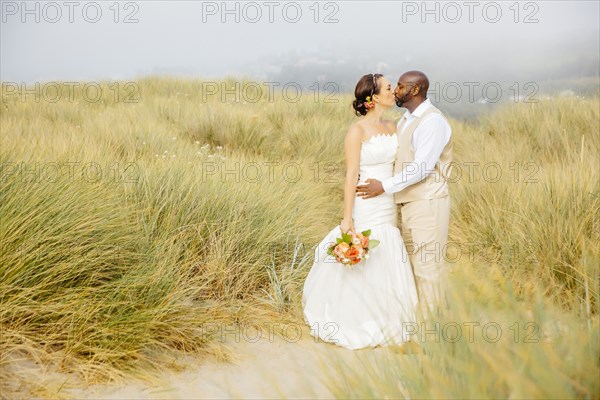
[61,327,411,399]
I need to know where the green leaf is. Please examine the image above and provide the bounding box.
[361,229,371,237]
[342,233,352,244]
[336,237,343,244]
[368,239,380,249]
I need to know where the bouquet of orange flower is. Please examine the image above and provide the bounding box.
[327,229,380,269]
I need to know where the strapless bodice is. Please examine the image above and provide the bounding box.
[353,133,398,231]
[357,134,398,185]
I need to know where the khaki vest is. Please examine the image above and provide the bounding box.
[393,105,453,204]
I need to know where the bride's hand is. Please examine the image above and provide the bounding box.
[340,218,354,234]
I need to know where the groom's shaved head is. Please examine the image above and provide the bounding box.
[399,70,429,97]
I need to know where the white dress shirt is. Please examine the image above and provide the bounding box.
[382,98,452,194]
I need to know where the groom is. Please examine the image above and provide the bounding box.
[356,70,452,319]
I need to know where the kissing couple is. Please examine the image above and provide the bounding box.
[302,70,453,350]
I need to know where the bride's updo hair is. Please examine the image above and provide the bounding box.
[352,73,383,116]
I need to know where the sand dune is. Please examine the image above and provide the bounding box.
[56,330,412,399]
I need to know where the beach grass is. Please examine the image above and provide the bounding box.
[1,77,598,398]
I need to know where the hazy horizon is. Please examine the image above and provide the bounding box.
[2,1,598,84]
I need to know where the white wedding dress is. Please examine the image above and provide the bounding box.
[302,133,419,350]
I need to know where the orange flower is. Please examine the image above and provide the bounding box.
[347,247,359,259]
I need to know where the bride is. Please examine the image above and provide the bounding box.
[302,73,419,350]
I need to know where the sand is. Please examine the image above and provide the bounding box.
[4,326,415,399]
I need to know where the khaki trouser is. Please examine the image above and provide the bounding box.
[397,195,450,320]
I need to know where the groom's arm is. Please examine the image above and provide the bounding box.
[382,115,451,195]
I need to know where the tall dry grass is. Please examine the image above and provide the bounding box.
[317,96,599,399]
[1,77,598,398]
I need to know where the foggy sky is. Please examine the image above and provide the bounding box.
[1,0,599,88]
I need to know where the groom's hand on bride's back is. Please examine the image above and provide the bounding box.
[356,179,384,199]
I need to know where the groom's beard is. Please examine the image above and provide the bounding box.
[395,92,412,108]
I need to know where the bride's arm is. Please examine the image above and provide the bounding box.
[340,125,362,232]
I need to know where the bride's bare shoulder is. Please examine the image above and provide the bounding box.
[345,122,365,143]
